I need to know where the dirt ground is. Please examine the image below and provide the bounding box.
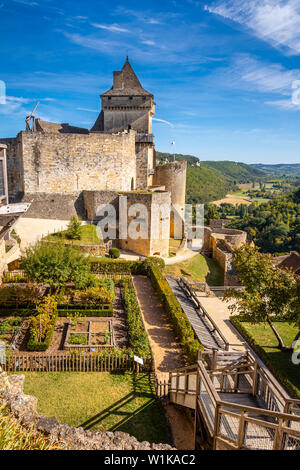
[133,275,195,450]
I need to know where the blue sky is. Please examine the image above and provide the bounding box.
[1,0,300,163]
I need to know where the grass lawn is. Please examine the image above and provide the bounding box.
[164,254,224,286]
[45,224,103,245]
[242,322,300,393]
[22,371,171,444]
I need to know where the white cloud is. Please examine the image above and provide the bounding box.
[141,40,156,46]
[153,118,174,127]
[91,23,130,33]
[77,107,98,113]
[205,0,300,55]
[218,54,300,96]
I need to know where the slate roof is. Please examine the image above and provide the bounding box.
[277,251,300,274]
[102,57,153,97]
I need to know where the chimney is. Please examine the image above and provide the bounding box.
[113,71,124,89]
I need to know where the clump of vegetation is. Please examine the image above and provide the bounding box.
[69,333,88,345]
[0,405,61,450]
[28,295,58,351]
[109,248,120,259]
[21,242,92,289]
[225,245,299,351]
[143,257,165,273]
[227,188,300,254]
[66,216,82,240]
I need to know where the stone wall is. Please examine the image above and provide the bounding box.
[119,191,171,258]
[135,142,155,190]
[0,369,174,451]
[2,130,136,196]
[153,162,187,238]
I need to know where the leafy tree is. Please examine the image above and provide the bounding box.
[21,242,91,289]
[66,216,82,240]
[30,295,57,343]
[225,245,299,351]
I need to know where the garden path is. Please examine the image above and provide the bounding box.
[133,275,194,450]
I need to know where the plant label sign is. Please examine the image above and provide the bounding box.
[134,356,144,365]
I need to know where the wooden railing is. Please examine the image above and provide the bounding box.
[2,354,151,373]
[179,277,230,351]
[196,361,300,450]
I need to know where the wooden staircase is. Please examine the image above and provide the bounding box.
[164,352,300,450]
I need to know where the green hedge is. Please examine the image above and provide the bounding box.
[121,277,151,358]
[27,316,57,352]
[148,265,201,363]
[90,260,144,274]
[230,316,300,400]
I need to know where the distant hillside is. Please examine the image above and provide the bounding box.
[251,163,300,176]
[202,161,266,184]
[186,166,235,204]
[156,152,199,166]
[156,153,267,203]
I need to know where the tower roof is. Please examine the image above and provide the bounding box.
[102,57,153,97]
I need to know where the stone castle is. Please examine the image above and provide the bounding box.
[0,58,187,257]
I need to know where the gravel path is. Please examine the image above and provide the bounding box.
[133,275,194,450]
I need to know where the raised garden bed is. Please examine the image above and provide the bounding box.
[64,319,115,351]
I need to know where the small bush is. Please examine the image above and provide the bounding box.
[109,248,121,259]
[66,216,82,240]
[143,257,165,273]
[69,333,88,345]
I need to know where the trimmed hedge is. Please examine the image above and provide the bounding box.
[27,315,57,352]
[90,260,144,274]
[231,316,300,400]
[57,309,113,318]
[121,277,151,358]
[148,265,201,363]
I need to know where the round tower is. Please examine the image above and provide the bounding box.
[153,161,187,238]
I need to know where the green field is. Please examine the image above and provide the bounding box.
[44,224,103,245]
[164,254,224,286]
[242,322,300,393]
[22,371,171,444]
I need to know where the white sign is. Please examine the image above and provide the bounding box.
[0,340,5,365]
[134,356,144,365]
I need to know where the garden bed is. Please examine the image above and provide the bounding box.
[0,317,24,346]
[64,319,115,351]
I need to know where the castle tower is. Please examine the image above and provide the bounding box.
[91,57,156,190]
[154,161,187,238]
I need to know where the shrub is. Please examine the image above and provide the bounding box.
[66,216,82,240]
[109,248,121,259]
[121,277,151,357]
[147,265,201,363]
[27,295,58,351]
[143,256,165,273]
[27,315,57,351]
[90,260,144,275]
[21,242,91,289]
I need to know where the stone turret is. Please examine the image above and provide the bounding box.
[91,57,155,134]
